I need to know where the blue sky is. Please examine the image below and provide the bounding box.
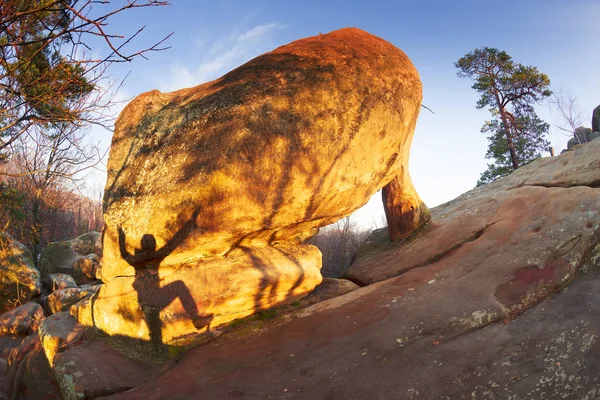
[86,0,600,228]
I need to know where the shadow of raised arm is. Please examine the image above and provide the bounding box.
[118,209,200,268]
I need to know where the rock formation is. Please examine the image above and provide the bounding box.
[38,232,102,285]
[98,138,600,400]
[593,104,600,133]
[0,232,104,400]
[566,126,600,150]
[74,28,429,344]
[565,106,600,151]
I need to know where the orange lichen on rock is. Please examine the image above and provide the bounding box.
[75,27,428,344]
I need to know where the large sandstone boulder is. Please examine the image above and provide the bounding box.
[38,232,102,284]
[101,27,426,280]
[76,28,428,344]
[0,234,41,312]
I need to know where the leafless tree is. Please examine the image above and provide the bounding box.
[309,216,370,278]
[0,0,170,255]
[0,0,171,160]
[550,89,585,141]
[4,121,103,259]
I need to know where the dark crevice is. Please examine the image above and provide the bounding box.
[554,235,582,258]
[345,275,368,287]
[513,181,600,190]
[401,221,499,275]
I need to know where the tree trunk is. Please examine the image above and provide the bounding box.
[494,92,519,170]
[30,191,45,264]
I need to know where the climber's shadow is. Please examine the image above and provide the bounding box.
[117,227,213,349]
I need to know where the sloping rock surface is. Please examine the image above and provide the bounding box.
[102,139,600,399]
[346,135,600,289]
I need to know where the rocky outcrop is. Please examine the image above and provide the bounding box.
[566,126,600,149]
[346,136,600,299]
[77,28,428,344]
[38,232,102,285]
[0,302,44,336]
[4,334,61,400]
[46,286,98,315]
[0,234,41,312]
[0,302,55,400]
[45,273,77,291]
[565,106,600,151]
[592,104,600,133]
[99,138,600,399]
[38,313,159,400]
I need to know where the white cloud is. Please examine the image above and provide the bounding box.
[159,22,284,92]
[236,23,282,43]
[166,63,198,90]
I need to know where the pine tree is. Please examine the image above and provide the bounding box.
[455,48,552,186]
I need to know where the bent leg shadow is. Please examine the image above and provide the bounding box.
[119,229,214,349]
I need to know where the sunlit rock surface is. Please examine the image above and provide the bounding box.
[0,234,41,312]
[77,27,427,343]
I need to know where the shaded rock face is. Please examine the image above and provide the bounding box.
[593,104,600,133]
[0,302,57,400]
[45,273,77,291]
[4,334,61,400]
[0,302,44,336]
[38,232,102,285]
[100,138,600,400]
[79,28,427,344]
[0,234,41,312]
[567,126,600,150]
[37,313,159,400]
